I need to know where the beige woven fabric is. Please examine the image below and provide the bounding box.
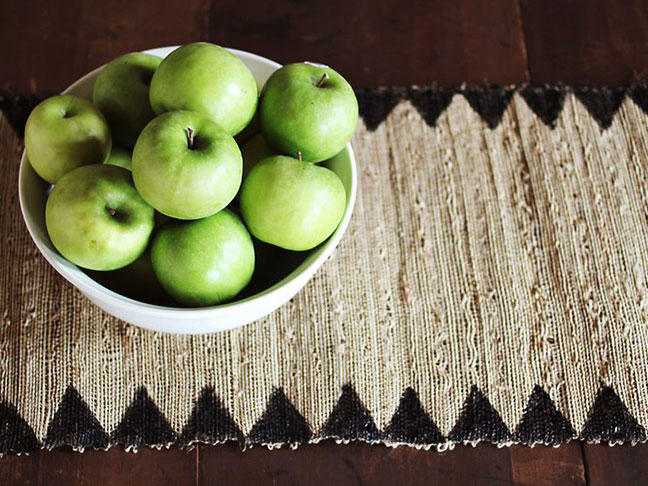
[2,91,648,447]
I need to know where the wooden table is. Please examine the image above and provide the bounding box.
[2,0,648,484]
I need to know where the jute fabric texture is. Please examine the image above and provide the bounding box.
[1,86,648,453]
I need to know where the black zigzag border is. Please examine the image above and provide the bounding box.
[355,83,648,131]
[2,84,648,140]
[1,382,644,454]
[0,91,53,138]
[1,85,647,454]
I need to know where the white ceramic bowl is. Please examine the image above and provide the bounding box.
[18,46,357,334]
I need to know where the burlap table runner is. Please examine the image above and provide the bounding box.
[2,85,648,454]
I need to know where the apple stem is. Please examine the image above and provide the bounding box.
[107,208,117,217]
[297,151,303,162]
[186,127,195,149]
[315,72,329,88]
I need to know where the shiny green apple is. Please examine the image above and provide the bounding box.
[149,42,257,135]
[259,63,358,162]
[92,52,161,147]
[25,95,111,183]
[132,110,242,220]
[151,210,255,306]
[240,155,346,251]
[46,164,154,270]
[104,144,132,170]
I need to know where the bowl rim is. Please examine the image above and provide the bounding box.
[18,46,358,318]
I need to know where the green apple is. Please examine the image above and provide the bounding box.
[46,164,154,271]
[132,110,242,220]
[92,52,162,147]
[149,42,257,135]
[240,155,346,251]
[85,210,171,304]
[104,144,132,170]
[259,63,358,163]
[25,95,111,183]
[240,133,276,180]
[151,209,255,306]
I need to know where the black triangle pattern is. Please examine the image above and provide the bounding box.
[355,88,403,131]
[462,85,515,129]
[0,401,40,454]
[111,387,177,448]
[181,387,243,445]
[247,388,312,445]
[320,384,381,442]
[1,383,648,452]
[448,385,511,443]
[44,386,109,450]
[0,81,646,450]
[1,86,644,138]
[629,83,648,116]
[520,86,566,128]
[407,87,455,127]
[513,385,575,445]
[581,386,646,444]
[383,387,444,445]
[0,91,52,138]
[574,87,626,130]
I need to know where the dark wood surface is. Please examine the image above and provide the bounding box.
[1,441,645,485]
[520,0,648,85]
[2,0,648,484]
[0,442,592,486]
[2,0,647,93]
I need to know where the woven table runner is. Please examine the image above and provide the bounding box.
[2,85,648,454]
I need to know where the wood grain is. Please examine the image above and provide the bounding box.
[520,0,648,86]
[0,0,84,93]
[0,453,38,486]
[206,0,528,87]
[2,0,648,484]
[199,442,514,485]
[0,0,211,93]
[583,443,648,486]
[3,441,643,485]
[0,0,527,91]
[510,442,585,485]
[0,446,197,486]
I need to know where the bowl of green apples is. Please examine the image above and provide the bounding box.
[18,43,357,334]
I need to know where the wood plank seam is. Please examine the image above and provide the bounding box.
[513,0,531,84]
[581,442,592,486]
